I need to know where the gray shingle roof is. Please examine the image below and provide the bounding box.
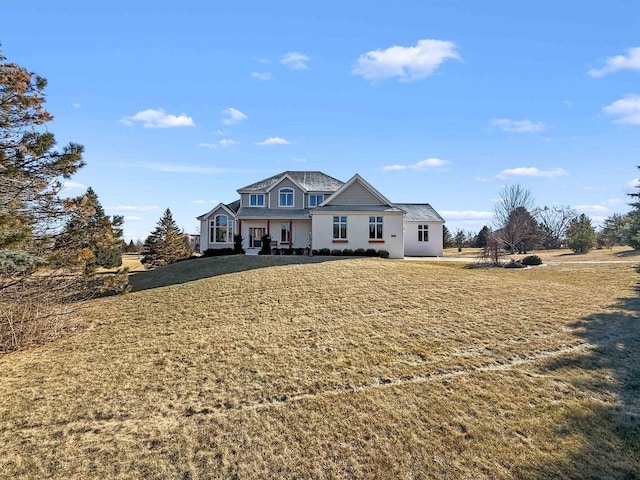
[238,171,344,192]
[237,207,312,219]
[394,203,444,222]
[226,199,240,213]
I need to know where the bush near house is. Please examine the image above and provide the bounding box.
[201,248,236,257]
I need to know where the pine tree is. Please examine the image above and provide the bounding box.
[442,225,453,248]
[127,239,136,253]
[142,209,191,267]
[567,214,596,254]
[475,226,490,248]
[55,187,124,274]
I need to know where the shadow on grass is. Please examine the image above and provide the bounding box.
[128,255,351,292]
[521,280,640,478]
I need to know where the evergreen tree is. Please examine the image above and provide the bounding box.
[567,214,596,254]
[475,225,491,248]
[598,213,630,248]
[442,225,453,248]
[55,187,123,274]
[127,239,136,253]
[142,208,191,267]
[626,167,640,249]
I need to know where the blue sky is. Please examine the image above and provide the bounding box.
[3,1,640,240]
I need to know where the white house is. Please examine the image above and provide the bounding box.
[197,171,444,259]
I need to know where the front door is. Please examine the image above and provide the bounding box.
[249,227,265,248]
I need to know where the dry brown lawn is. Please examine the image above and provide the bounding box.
[1,255,639,479]
[444,245,640,263]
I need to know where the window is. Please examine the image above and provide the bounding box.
[369,216,383,239]
[308,194,324,208]
[249,194,264,206]
[211,214,233,243]
[281,222,291,243]
[333,216,347,239]
[279,188,294,207]
[418,224,429,242]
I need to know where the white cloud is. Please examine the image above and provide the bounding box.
[280,52,309,70]
[352,39,460,82]
[221,108,248,126]
[198,139,239,149]
[491,118,549,133]
[496,167,567,179]
[106,205,159,213]
[574,204,610,213]
[588,47,640,77]
[72,103,82,109]
[192,200,206,204]
[124,215,142,221]
[214,129,225,135]
[292,156,307,163]
[251,72,272,81]
[256,137,291,146]
[603,94,640,125]
[441,210,493,221]
[61,181,87,191]
[602,198,624,207]
[121,108,195,128]
[382,157,450,171]
[626,179,640,192]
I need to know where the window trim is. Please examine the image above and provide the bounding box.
[279,188,294,207]
[308,194,324,208]
[332,216,347,239]
[369,216,383,240]
[249,193,265,207]
[211,214,234,244]
[418,224,429,242]
[280,222,291,244]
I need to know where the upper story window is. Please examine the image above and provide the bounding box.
[418,224,429,242]
[369,216,383,239]
[308,194,324,208]
[279,188,294,207]
[211,214,234,243]
[249,194,265,207]
[333,216,347,239]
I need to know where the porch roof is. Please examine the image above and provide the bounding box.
[237,207,311,220]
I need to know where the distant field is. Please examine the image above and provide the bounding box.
[443,245,640,262]
[1,255,638,479]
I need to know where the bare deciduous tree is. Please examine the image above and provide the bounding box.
[534,205,577,249]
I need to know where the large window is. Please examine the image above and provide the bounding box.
[211,214,234,243]
[333,216,347,239]
[308,194,324,208]
[281,222,291,243]
[418,224,429,242]
[249,194,265,206]
[279,188,294,207]
[369,216,383,239]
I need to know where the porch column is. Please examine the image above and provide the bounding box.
[267,220,270,235]
[289,219,293,248]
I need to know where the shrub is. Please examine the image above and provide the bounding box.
[233,234,245,254]
[354,248,366,256]
[295,248,305,255]
[521,255,542,266]
[201,248,235,257]
[342,249,353,256]
[318,248,331,256]
[504,259,526,269]
[283,248,294,255]
[365,248,377,257]
[330,249,342,256]
[377,250,390,259]
[258,234,272,255]
[311,249,318,256]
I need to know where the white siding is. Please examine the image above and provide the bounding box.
[311,212,404,259]
[403,221,443,256]
[199,207,236,253]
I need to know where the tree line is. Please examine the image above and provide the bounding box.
[445,176,640,258]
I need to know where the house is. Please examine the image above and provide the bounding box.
[196,171,444,259]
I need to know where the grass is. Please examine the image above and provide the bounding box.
[1,255,639,478]
[444,245,640,263]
